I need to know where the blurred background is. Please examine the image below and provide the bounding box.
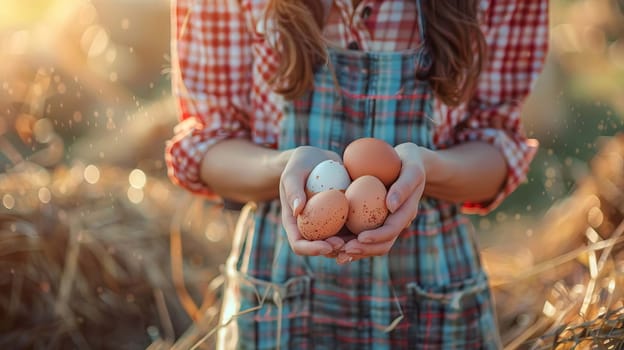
[1,0,623,348]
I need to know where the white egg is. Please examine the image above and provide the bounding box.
[306,160,351,195]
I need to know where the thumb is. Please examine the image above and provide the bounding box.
[281,170,307,216]
[386,163,424,213]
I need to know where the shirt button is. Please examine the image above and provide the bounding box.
[361,6,373,19]
[347,41,359,50]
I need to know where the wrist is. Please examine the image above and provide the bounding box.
[268,148,292,181]
[414,146,449,196]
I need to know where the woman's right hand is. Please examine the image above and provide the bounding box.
[279,146,346,257]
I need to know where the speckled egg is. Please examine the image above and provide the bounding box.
[344,175,389,234]
[306,160,352,196]
[343,138,402,187]
[297,189,349,240]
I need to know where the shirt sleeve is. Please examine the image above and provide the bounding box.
[450,0,549,214]
[165,0,254,198]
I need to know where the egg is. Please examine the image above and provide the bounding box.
[345,175,389,234]
[343,138,402,187]
[306,160,351,196]
[297,189,349,240]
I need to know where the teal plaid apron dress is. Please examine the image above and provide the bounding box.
[217,2,502,348]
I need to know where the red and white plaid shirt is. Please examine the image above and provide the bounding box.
[165,0,548,214]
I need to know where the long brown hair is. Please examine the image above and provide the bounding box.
[264,0,487,106]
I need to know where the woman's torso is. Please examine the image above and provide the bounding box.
[218,2,501,348]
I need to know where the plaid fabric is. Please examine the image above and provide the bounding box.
[165,0,548,213]
[217,10,502,348]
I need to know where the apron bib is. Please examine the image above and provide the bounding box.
[218,1,502,348]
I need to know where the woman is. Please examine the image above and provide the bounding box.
[166,0,548,348]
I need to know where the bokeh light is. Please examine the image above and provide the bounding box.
[38,187,52,204]
[83,164,100,184]
[129,168,146,189]
[2,194,16,209]
[127,186,144,204]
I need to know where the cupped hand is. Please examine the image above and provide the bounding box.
[338,142,427,264]
[280,146,346,257]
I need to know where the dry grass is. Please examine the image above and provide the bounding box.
[0,161,232,349]
[484,135,624,349]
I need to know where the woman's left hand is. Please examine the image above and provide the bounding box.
[337,142,428,264]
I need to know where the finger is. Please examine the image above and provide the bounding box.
[280,181,298,232]
[321,234,350,258]
[324,250,340,258]
[322,236,345,258]
[336,252,375,264]
[336,252,353,265]
[357,187,422,244]
[324,150,343,162]
[343,238,396,257]
[346,254,367,263]
[333,226,357,244]
[325,236,346,252]
[355,211,410,244]
[291,239,334,256]
[386,163,425,213]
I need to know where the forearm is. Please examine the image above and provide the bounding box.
[421,142,507,204]
[200,139,290,203]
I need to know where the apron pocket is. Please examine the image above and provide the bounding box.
[405,273,501,349]
[234,273,312,350]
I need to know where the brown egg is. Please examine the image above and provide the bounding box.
[297,189,349,240]
[345,175,389,234]
[343,138,402,187]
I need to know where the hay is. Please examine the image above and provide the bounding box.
[0,161,232,349]
[485,135,624,349]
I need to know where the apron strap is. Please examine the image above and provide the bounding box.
[415,0,427,44]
